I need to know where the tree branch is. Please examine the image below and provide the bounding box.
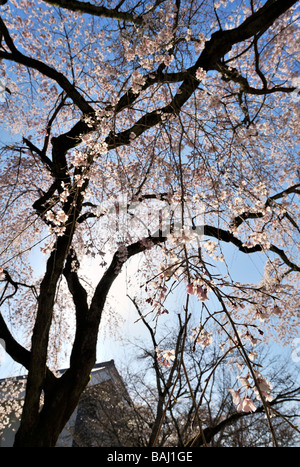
[2,0,297,161]
[23,137,53,172]
[63,249,89,367]
[0,16,94,115]
[231,183,300,229]
[203,224,300,273]
[0,312,30,369]
[186,386,300,446]
[0,312,57,391]
[107,0,298,148]
[42,0,144,24]
[216,61,295,95]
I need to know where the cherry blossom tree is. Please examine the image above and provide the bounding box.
[0,0,299,447]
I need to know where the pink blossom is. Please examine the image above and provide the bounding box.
[196,285,208,301]
[73,150,87,168]
[45,210,55,223]
[156,348,175,368]
[186,283,208,301]
[74,174,84,187]
[195,67,207,82]
[244,331,261,346]
[238,375,251,389]
[56,210,68,224]
[254,308,269,321]
[253,373,273,402]
[241,397,257,413]
[256,375,272,394]
[228,388,242,406]
[162,349,175,361]
[190,327,213,347]
[229,388,256,413]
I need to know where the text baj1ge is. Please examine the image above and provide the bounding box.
[107,451,193,464]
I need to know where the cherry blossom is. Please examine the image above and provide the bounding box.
[229,387,257,413]
[253,372,273,402]
[240,397,257,413]
[186,283,209,301]
[195,67,207,82]
[56,210,68,225]
[156,348,175,368]
[190,327,213,347]
[228,388,242,407]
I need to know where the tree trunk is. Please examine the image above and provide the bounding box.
[14,367,92,447]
